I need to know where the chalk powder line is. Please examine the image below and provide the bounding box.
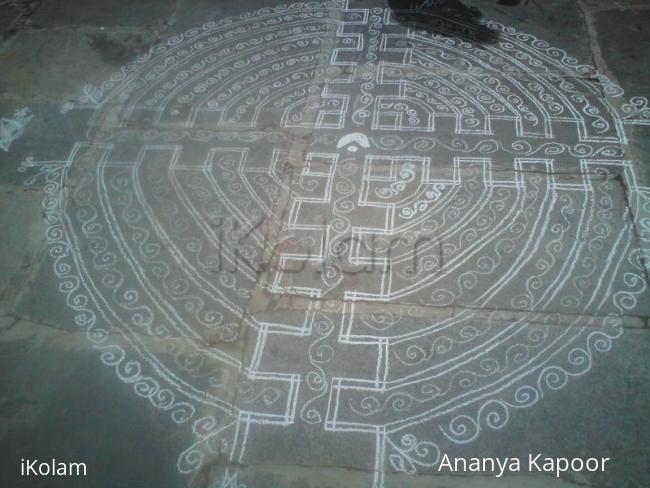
[20,1,650,486]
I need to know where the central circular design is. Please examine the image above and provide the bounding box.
[27,2,648,484]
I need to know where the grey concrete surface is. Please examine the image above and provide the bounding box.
[0,1,648,487]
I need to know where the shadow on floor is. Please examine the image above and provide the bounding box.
[386,0,500,45]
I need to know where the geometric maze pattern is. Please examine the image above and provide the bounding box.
[22,1,650,487]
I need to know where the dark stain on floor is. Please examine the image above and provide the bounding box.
[87,33,149,65]
[387,0,500,44]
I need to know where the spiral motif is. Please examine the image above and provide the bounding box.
[21,2,650,486]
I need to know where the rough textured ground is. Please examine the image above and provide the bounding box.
[0,1,649,487]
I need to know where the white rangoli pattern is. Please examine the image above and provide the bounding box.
[20,1,650,487]
[0,107,32,152]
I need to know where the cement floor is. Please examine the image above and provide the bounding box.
[0,1,649,487]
